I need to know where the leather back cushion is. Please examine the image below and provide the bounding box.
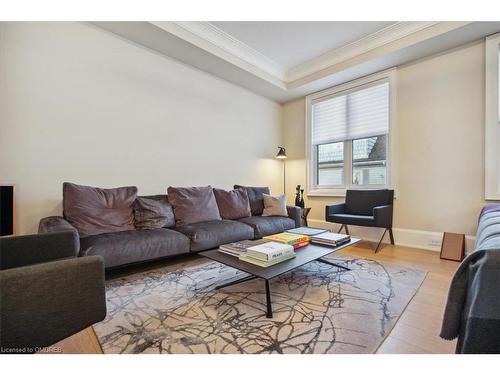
[167,186,221,226]
[213,188,251,220]
[345,189,394,216]
[233,185,270,216]
[63,182,137,237]
[134,195,175,229]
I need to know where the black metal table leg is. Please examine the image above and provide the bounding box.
[265,279,273,318]
[215,274,273,318]
[316,258,351,271]
[215,274,257,290]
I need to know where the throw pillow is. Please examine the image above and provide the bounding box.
[167,185,222,226]
[63,182,137,237]
[134,195,175,229]
[233,185,270,216]
[262,193,288,217]
[213,188,251,220]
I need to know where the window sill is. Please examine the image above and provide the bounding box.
[307,187,395,198]
[307,188,347,197]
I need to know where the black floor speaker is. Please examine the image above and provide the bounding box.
[0,185,14,236]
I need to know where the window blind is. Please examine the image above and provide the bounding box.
[312,81,389,144]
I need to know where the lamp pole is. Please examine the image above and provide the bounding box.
[276,146,287,195]
[283,160,286,194]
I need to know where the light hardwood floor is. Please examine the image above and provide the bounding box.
[51,241,459,354]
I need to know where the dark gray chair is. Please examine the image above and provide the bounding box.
[0,231,106,353]
[325,189,394,253]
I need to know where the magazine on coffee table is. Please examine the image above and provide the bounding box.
[310,232,351,247]
[286,226,328,236]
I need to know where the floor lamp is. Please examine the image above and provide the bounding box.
[276,146,287,195]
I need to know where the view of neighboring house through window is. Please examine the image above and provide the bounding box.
[352,135,387,185]
[308,76,391,193]
[317,141,344,185]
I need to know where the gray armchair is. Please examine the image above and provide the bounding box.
[325,189,394,253]
[0,231,106,353]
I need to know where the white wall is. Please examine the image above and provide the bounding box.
[283,41,485,250]
[0,22,487,247]
[0,22,283,234]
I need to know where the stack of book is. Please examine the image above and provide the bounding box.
[263,232,310,250]
[310,231,351,247]
[218,239,268,257]
[238,242,295,267]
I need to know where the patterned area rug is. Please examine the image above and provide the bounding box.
[94,255,426,354]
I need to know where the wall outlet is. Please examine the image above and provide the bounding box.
[429,239,442,247]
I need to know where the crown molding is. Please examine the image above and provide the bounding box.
[151,21,472,89]
[92,21,496,103]
[286,21,454,82]
[151,21,286,88]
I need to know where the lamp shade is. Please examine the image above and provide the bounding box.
[276,147,287,159]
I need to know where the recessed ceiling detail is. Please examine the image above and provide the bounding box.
[209,21,395,69]
[91,21,500,102]
[153,21,450,85]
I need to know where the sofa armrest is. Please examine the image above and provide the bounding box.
[39,216,78,235]
[373,205,393,227]
[287,205,302,228]
[325,203,346,218]
[0,231,79,270]
[0,256,106,351]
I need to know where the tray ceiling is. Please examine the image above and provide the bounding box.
[91,21,500,102]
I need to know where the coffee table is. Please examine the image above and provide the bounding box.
[200,237,360,318]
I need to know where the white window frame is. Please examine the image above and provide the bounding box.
[485,33,500,200]
[305,69,396,197]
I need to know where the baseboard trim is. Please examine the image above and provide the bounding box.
[307,219,476,253]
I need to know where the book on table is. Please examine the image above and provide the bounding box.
[263,232,309,246]
[218,239,269,257]
[293,241,309,250]
[245,241,295,261]
[286,227,328,236]
[238,252,295,267]
[310,232,351,247]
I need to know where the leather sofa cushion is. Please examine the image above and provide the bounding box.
[167,186,221,226]
[238,216,295,238]
[63,182,137,237]
[233,185,270,216]
[80,229,190,269]
[328,213,375,226]
[173,220,254,252]
[134,195,175,229]
[213,188,251,220]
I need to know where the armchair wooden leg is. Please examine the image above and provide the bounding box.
[375,228,388,254]
[389,228,395,245]
[337,224,344,233]
[344,225,350,235]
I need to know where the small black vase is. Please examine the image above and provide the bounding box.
[295,185,301,207]
[299,189,305,208]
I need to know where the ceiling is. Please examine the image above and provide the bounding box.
[210,21,395,69]
[91,21,500,103]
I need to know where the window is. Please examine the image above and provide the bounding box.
[485,33,500,200]
[352,135,387,185]
[306,71,393,196]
